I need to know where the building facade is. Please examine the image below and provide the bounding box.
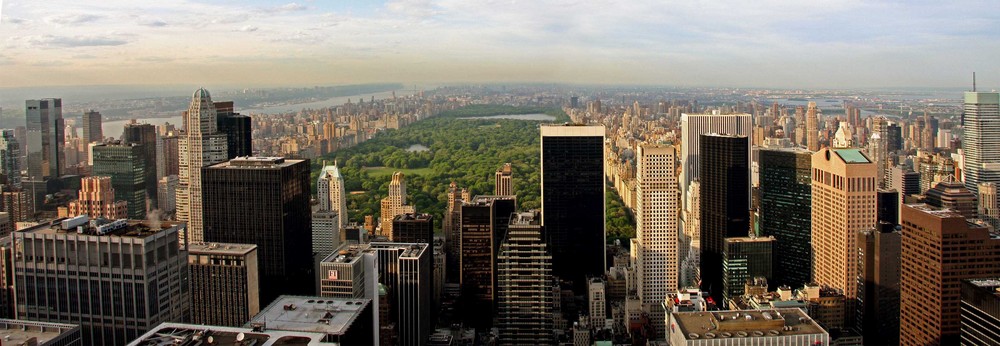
[380,172,416,237]
[91,142,148,219]
[214,101,253,159]
[176,88,228,243]
[758,147,812,288]
[679,113,752,198]
[188,242,260,327]
[459,195,515,328]
[495,162,513,196]
[25,98,64,180]
[699,134,750,304]
[122,123,159,209]
[65,176,127,220]
[540,125,606,289]
[856,228,900,345]
[202,157,313,307]
[962,91,1000,195]
[496,212,553,345]
[317,164,348,227]
[722,236,774,305]
[960,278,1000,345]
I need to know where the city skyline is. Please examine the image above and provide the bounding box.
[2,1,1000,88]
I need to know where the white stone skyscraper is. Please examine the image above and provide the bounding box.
[380,172,415,236]
[962,91,1000,195]
[679,112,751,202]
[634,143,679,339]
[317,163,348,227]
[176,88,228,242]
[680,181,701,288]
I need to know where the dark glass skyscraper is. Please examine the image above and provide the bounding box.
[123,123,159,208]
[539,125,605,290]
[25,98,63,180]
[202,157,312,307]
[91,142,148,219]
[215,101,253,159]
[82,110,103,144]
[459,195,515,328]
[758,147,812,288]
[391,212,433,245]
[699,133,749,304]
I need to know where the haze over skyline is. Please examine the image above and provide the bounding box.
[1,0,998,89]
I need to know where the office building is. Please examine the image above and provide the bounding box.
[25,98,64,180]
[680,113,752,199]
[806,101,820,151]
[317,163,348,227]
[203,157,313,306]
[680,181,702,288]
[700,134,750,303]
[722,236,774,305]
[65,176,127,220]
[540,125,606,289]
[758,147,812,288]
[960,278,1000,345]
[312,210,340,259]
[877,189,900,230]
[379,172,415,237]
[443,182,468,283]
[214,101,252,159]
[459,195,515,327]
[925,178,978,219]
[391,213,433,244]
[319,243,375,299]
[177,88,228,243]
[633,143,679,336]
[160,135,179,177]
[122,123,158,208]
[188,242,260,327]
[811,147,877,328]
[0,130,21,189]
[129,323,342,346]
[13,218,188,346]
[81,110,102,145]
[248,296,374,345]
[962,91,1000,195]
[856,228,901,345]
[369,242,432,346]
[495,162,513,195]
[667,308,830,346]
[496,212,554,345]
[899,203,1000,345]
[0,319,81,346]
[91,142,148,219]
[1,190,31,226]
[980,182,999,230]
[156,175,177,215]
[588,278,608,329]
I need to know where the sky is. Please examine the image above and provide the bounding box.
[1,0,999,89]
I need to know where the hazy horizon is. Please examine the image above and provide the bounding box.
[2,0,999,89]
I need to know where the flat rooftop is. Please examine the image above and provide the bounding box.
[0,319,79,345]
[393,213,433,222]
[128,323,334,346]
[725,236,776,243]
[210,156,303,169]
[369,242,428,259]
[321,243,368,264]
[672,308,827,340]
[18,217,182,239]
[510,212,540,225]
[833,148,872,164]
[467,195,515,206]
[248,296,370,336]
[188,242,257,256]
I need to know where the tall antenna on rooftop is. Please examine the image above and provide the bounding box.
[974,72,977,92]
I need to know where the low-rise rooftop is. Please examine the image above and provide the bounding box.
[322,244,368,264]
[211,156,303,169]
[0,319,80,346]
[188,242,257,256]
[128,323,335,346]
[17,216,182,239]
[248,296,370,337]
[672,308,827,340]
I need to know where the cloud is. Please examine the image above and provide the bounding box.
[238,25,259,32]
[43,13,103,25]
[26,35,129,48]
[3,17,27,25]
[272,3,308,12]
[139,19,168,27]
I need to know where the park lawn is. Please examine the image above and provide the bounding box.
[362,166,434,177]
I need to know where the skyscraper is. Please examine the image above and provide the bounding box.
[459,195,516,328]
[856,228,901,345]
[811,147,877,328]
[369,242,432,346]
[214,101,253,159]
[758,147,812,288]
[380,172,416,237]
[25,98,64,180]
[122,123,158,209]
[443,182,467,283]
[13,218,189,346]
[979,182,999,230]
[0,130,21,189]
[634,143,678,333]
[807,101,820,152]
[495,162,513,196]
[177,88,228,243]
[81,110,102,145]
[540,125,605,289]
[962,91,1000,195]
[899,203,1000,345]
[91,142,148,219]
[496,211,554,345]
[317,163,348,227]
[699,134,750,303]
[392,212,433,244]
[960,278,1000,345]
[311,210,340,259]
[66,176,127,220]
[679,113,752,197]
[722,236,774,304]
[202,157,313,306]
[188,242,260,327]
